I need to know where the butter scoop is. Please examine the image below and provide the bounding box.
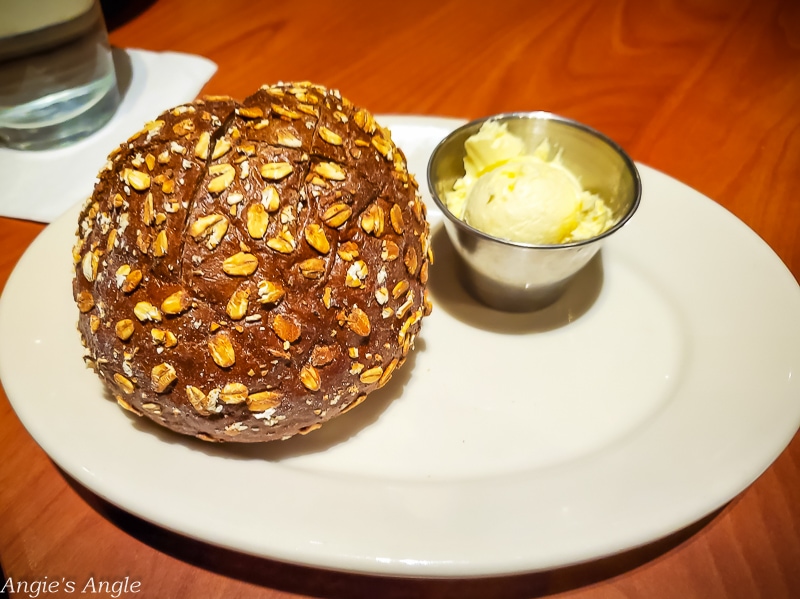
[445,121,614,245]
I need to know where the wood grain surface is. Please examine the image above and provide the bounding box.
[1,0,799,597]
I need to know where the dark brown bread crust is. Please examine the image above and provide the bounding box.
[72,82,432,442]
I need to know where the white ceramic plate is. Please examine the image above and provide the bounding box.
[2,116,800,578]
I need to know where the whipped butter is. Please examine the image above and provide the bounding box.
[445,121,615,245]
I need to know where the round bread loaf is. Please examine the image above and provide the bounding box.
[72,82,432,443]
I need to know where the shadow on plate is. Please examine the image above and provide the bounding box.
[113,337,425,461]
[427,226,604,334]
[61,468,724,599]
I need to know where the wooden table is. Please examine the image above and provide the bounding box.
[2,0,799,597]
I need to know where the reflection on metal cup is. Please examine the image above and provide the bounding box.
[0,0,119,150]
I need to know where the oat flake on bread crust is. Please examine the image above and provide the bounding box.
[72,81,432,443]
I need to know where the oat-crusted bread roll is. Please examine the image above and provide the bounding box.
[72,82,432,443]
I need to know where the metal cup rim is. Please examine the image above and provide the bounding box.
[426,111,643,250]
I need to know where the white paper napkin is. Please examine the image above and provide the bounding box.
[0,48,217,223]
